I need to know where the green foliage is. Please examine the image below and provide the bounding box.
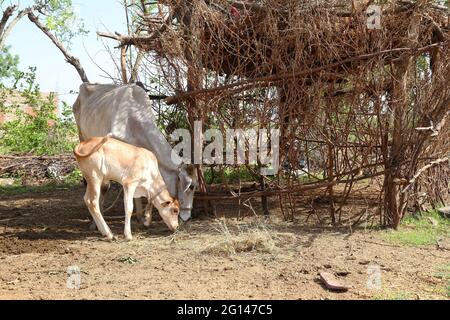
[383,210,450,246]
[0,0,88,47]
[204,166,257,184]
[37,0,89,45]
[61,167,82,184]
[0,66,77,155]
[0,47,19,79]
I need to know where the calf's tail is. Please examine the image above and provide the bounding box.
[73,133,113,159]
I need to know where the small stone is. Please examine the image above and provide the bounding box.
[436,237,450,251]
[437,206,450,218]
[300,269,309,274]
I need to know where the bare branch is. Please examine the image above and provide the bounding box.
[0,6,38,49]
[120,46,128,84]
[27,12,89,83]
[402,157,450,194]
[129,50,144,83]
[0,5,18,45]
[164,42,446,105]
[97,31,159,48]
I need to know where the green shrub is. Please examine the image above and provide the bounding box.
[0,67,77,155]
[204,166,257,184]
[384,210,450,246]
[62,168,83,185]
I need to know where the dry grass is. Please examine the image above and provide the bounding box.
[201,218,278,256]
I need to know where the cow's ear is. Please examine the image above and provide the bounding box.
[178,171,193,193]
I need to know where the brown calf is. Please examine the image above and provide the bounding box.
[74,134,180,240]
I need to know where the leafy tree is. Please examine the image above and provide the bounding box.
[0,0,87,50]
[36,0,88,46]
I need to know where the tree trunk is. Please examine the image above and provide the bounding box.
[260,175,270,218]
[383,61,409,229]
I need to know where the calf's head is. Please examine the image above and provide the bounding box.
[158,199,180,232]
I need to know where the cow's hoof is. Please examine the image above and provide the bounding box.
[138,216,151,228]
[124,234,133,241]
[143,218,151,227]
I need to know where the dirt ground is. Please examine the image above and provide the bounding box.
[0,185,448,300]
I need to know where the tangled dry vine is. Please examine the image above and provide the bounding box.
[98,0,449,228]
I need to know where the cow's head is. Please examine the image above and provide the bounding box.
[177,164,198,221]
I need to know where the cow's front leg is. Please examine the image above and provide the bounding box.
[135,197,144,223]
[135,198,151,227]
[123,183,137,241]
[143,203,153,227]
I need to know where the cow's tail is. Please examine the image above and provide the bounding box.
[73,133,113,159]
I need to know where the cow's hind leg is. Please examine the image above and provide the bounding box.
[84,178,113,240]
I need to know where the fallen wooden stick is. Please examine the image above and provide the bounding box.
[0,161,36,175]
[0,154,74,160]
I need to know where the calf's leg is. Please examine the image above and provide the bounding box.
[123,183,137,241]
[88,181,111,231]
[100,181,111,210]
[84,179,113,240]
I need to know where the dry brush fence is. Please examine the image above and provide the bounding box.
[99,0,449,228]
